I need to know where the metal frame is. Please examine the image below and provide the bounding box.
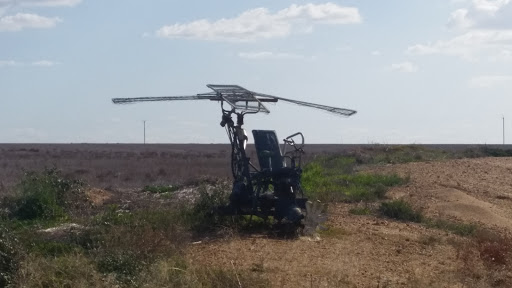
[112,84,356,116]
[112,84,357,227]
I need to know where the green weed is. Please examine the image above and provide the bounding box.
[182,184,232,233]
[318,227,350,238]
[30,241,83,257]
[349,206,372,215]
[361,145,451,164]
[96,251,142,284]
[379,200,423,222]
[478,147,512,157]
[143,184,180,194]
[0,224,19,288]
[5,168,84,221]
[301,156,407,202]
[423,218,477,236]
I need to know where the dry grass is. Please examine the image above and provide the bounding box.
[15,253,269,288]
[3,144,512,287]
[452,229,512,287]
[474,230,512,268]
[16,254,117,288]
[0,169,268,287]
[139,259,269,288]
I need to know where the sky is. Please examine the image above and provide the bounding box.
[1,0,512,144]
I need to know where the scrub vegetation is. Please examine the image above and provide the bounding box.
[1,144,512,287]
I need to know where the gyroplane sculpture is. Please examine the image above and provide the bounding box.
[112,84,356,232]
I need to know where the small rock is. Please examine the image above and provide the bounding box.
[38,223,87,242]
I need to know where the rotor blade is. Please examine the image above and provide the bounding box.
[254,93,357,117]
[112,95,217,104]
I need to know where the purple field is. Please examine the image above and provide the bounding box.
[0,143,509,193]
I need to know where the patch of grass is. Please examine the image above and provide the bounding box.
[461,146,512,159]
[16,254,115,288]
[301,156,407,203]
[0,224,19,288]
[474,229,512,267]
[139,258,269,288]
[378,200,423,222]
[2,168,268,287]
[143,184,180,194]
[16,250,268,288]
[91,206,188,259]
[93,204,134,226]
[479,147,512,157]
[354,145,451,164]
[182,184,232,234]
[318,227,350,238]
[349,206,372,215]
[96,251,142,284]
[453,229,512,286]
[342,173,407,187]
[30,241,83,257]
[423,218,477,236]
[4,168,85,221]
[418,234,441,246]
[250,261,265,273]
[94,204,184,229]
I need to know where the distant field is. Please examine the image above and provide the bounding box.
[1,143,511,192]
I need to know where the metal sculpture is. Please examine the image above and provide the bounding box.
[112,84,356,232]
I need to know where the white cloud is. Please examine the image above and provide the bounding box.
[450,0,471,4]
[411,0,512,61]
[473,0,511,14]
[0,59,59,67]
[0,0,79,29]
[407,29,512,61]
[0,60,20,66]
[469,75,512,87]
[0,13,61,31]
[390,61,418,73]
[447,0,512,29]
[371,50,382,56]
[238,51,304,60]
[447,8,474,29]
[31,60,58,66]
[0,0,81,8]
[156,3,362,42]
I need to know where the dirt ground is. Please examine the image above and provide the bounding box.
[187,157,512,287]
[2,145,512,287]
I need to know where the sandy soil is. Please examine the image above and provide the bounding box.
[379,158,512,235]
[187,157,512,287]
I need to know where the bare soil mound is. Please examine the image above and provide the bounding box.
[379,157,512,235]
[188,157,512,287]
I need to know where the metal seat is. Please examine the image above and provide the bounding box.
[252,130,284,171]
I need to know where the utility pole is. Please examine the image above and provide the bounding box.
[143,120,146,144]
[503,117,505,145]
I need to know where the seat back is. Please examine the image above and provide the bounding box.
[252,130,284,171]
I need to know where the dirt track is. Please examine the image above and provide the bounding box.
[188,158,512,287]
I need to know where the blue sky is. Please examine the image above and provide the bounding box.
[1,0,511,144]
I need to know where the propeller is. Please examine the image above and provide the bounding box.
[112,84,357,117]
